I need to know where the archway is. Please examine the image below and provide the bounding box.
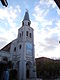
[26,63,29,78]
[26,61,32,79]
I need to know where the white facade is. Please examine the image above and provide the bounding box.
[0,11,36,80]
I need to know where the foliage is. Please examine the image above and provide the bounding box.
[36,57,60,79]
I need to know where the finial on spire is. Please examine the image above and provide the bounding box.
[26,9,28,12]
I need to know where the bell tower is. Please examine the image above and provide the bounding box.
[18,10,36,80]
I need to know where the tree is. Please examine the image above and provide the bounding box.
[0,0,8,7]
[54,0,60,9]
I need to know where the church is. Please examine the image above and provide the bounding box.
[0,11,36,80]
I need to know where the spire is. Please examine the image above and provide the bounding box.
[23,10,30,21]
[22,10,31,27]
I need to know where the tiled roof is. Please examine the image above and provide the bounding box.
[0,42,12,52]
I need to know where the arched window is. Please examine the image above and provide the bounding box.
[14,47,16,52]
[26,31,28,36]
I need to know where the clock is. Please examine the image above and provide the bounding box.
[26,42,32,54]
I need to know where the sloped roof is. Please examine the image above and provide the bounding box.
[0,42,12,52]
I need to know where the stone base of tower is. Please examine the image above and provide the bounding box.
[18,60,37,80]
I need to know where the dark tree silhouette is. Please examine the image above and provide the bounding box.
[54,0,60,9]
[0,0,8,7]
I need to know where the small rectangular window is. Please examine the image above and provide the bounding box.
[30,33,31,38]
[28,22,30,26]
[22,32,23,36]
[22,22,24,26]
[20,33,21,37]
[26,31,28,36]
[14,47,16,52]
[19,45,22,49]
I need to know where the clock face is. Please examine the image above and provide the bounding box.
[26,42,32,54]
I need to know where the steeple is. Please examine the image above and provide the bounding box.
[23,10,30,21]
[22,10,31,27]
